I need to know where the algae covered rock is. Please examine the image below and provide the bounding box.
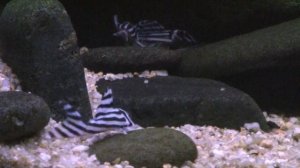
[97,76,270,131]
[89,128,197,168]
[0,0,91,121]
[0,91,50,142]
[82,47,179,73]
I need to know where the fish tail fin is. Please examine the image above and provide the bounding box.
[47,101,88,138]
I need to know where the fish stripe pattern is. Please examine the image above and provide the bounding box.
[113,14,197,48]
[47,88,135,138]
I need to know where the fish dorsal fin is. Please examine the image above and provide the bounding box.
[100,88,113,108]
[113,14,120,30]
[94,88,114,118]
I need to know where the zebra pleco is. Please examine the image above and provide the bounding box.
[47,88,136,138]
[113,15,197,49]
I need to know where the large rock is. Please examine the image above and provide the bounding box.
[0,91,50,142]
[89,128,197,168]
[178,18,300,78]
[97,76,269,131]
[0,0,91,121]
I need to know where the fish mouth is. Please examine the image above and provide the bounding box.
[113,32,120,36]
[113,30,129,41]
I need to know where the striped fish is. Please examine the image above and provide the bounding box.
[113,14,197,48]
[47,88,135,138]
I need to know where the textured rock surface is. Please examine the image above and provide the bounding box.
[0,91,50,142]
[97,76,269,130]
[89,128,197,168]
[0,0,91,121]
[82,47,179,73]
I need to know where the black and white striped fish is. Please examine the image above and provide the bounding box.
[47,88,135,138]
[113,15,197,49]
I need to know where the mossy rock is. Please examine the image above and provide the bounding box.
[0,0,91,121]
[0,91,50,142]
[89,128,197,168]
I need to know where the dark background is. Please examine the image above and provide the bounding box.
[3,0,299,48]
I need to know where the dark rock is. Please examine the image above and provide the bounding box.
[0,91,50,142]
[89,128,197,168]
[0,0,92,121]
[97,76,269,131]
[178,18,300,78]
[82,47,179,73]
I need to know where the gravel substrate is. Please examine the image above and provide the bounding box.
[0,58,299,168]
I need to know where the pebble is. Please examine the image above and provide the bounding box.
[72,145,89,153]
[292,127,300,141]
[39,153,51,162]
[244,122,261,132]
[259,139,273,148]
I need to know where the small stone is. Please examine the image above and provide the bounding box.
[210,149,225,158]
[72,145,89,153]
[292,127,300,141]
[113,165,122,168]
[259,139,273,148]
[39,153,51,162]
[163,164,172,168]
[121,161,130,166]
[284,122,294,130]
[124,166,134,168]
[289,117,299,124]
[244,122,261,132]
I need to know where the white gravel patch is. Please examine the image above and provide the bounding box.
[0,58,300,167]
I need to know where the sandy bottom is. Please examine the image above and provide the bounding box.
[0,114,299,168]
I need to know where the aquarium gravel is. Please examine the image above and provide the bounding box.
[0,58,300,168]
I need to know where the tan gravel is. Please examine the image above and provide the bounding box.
[0,58,299,168]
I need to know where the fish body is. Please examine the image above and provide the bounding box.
[47,88,136,138]
[113,15,197,49]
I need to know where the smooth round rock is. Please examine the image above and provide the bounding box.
[89,128,197,168]
[0,91,50,141]
[97,76,270,131]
